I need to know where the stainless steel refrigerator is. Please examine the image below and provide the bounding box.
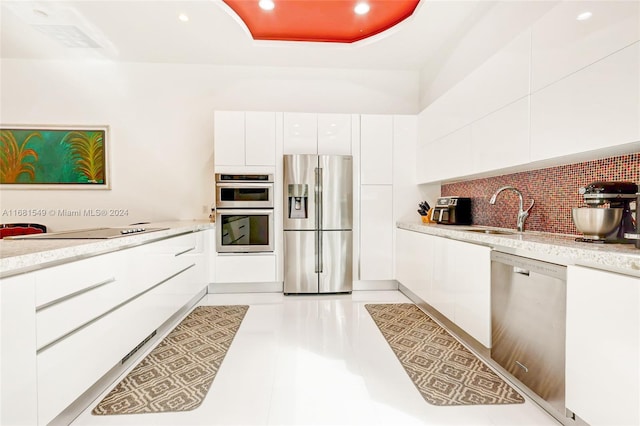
[283,154,353,294]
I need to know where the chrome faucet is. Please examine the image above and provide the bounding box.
[489,186,535,232]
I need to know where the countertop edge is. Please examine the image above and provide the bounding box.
[0,221,215,278]
[397,221,640,279]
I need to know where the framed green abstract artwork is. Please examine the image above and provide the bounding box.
[0,125,110,189]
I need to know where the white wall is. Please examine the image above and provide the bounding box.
[0,59,419,231]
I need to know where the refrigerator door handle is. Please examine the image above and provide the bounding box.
[314,230,319,273]
[318,230,323,273]
[315,167,324,273]
[316,167,323,230]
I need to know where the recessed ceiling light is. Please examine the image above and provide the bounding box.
[259,0,275,11]
[354,2,370,15]
[576,11,592,21]
[178,13,189,22]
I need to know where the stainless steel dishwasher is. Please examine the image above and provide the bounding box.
[491,251,567,416]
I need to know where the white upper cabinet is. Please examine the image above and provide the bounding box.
[284,113,353,155]
[317,113,351,155]
[414,1,640,181]
[214,111,277,167]
[419,30,531,146]
[418,125,472,183]
[392,115,420,223]
[360,114,393,184]
[245,112,277,166]
[283,112,317,154]
[214,111,245,166]
[531,1,640,92]
[471,97,530,174]
[530,43,639,162]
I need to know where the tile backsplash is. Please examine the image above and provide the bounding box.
[441,152,639,235]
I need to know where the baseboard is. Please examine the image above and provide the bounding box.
[208,281,284,293]
[353,280,399,291]
[50,288,207,426]
[208,281,395,293]
[397,283,488,358]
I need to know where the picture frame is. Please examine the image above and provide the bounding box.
[0,124,110,189]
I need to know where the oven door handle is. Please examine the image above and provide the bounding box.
[215,182,274,188]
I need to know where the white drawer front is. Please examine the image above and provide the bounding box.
[36,263,197,425]
[215,254,276,283]
[36,276,124,350]
[35,252,120,309]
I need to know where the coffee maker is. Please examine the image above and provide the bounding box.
[578,181,637,243]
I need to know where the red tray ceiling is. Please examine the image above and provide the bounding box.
[223,0,420,43]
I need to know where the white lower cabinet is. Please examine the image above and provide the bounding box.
[0,273,38,426]
[395,229,433,303]
[215,254,276,283]
[37,260,199,424]
[1,230,209,425]
[430,236,457,321]
[395,229,491,348]
[35,250,124,352]
[448,238,491,348]
[566,265,640,426]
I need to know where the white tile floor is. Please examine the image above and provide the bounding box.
[72,291,559,426]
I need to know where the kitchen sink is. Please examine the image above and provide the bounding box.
[466,229,517,235]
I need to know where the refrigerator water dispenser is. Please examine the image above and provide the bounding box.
[288,184,308,219]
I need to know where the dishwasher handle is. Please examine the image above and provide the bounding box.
[491,251,566,280]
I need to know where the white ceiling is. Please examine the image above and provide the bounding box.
[1,0,543,72]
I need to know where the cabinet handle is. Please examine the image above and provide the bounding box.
[175,247,196,257]
[37,264,195,354]
[36,277,116,312]
[514,267,530,276]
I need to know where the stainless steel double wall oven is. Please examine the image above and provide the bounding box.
[215,173,275,253]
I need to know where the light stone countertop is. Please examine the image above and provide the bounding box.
[0,220,215,278]
[398,221,640,278]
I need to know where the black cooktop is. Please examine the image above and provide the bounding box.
[6,227,168,240]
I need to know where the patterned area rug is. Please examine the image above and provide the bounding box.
[93,305,249,415]
[366,303,524,406]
